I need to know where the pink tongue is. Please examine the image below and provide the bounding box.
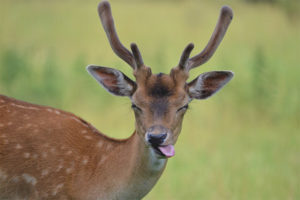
[158,145,175,158]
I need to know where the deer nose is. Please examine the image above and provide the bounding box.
[147,133,167,146]
[146,125,168,146]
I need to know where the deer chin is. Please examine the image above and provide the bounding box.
[152,144,175,158]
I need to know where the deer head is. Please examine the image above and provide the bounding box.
[87,1,233,158]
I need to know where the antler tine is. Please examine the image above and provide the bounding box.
[178,43,194,70]
[98,1,135,69]
[131,43,144,69]
[187,6,233,70]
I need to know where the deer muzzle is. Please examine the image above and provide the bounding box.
[146,125,175,158]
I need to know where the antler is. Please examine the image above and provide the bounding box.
[178,43,194,70]
[179,6,233,71]
[98,1,143,70]
[131,43,144,69]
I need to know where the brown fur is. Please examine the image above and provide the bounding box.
[0,95,164,199]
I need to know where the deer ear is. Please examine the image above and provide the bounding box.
[87,65,136,97]
[187,71,233,99]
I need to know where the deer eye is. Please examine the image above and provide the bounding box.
[131,104,142,112]
[177,104,189,112]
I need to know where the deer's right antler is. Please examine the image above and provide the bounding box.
[98,1,144,70]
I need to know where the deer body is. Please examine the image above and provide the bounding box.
[0,95,166,199]
[0,1,234,199]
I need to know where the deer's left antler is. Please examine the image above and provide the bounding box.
[179,6,233,71]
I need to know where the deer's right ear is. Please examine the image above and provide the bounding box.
[87,65,136,97]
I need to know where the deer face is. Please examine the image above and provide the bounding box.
[87,65,233,158]
[131,71,188,157]
[87,1,234,158]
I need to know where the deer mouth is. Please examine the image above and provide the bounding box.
[152,144,175,158]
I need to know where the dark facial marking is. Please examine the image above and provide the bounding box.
[148,75,173,98]
[157,73,164,77]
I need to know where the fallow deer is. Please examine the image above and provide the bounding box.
[0,1,233,199]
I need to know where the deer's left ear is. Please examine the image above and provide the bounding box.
[87,65,136,97]
[187,71,234,99]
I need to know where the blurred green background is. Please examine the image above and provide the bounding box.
[0,0,299,199]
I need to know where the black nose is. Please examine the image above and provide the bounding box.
[146,125,169,146]
[147,133,167,146]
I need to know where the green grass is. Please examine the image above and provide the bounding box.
[0,0,299,199]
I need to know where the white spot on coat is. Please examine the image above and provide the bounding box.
[0,169,8,181]
[22,173,37,185]
[82,157,89,165]
[15,144,23,149]
[32,154,38,159]
[16,126,23,131]
[43,143,49,148]
[106,144,112,151]
[52,183,64,196]
[42,152,48,158]
[66,162,75,174]
[98,155,107,166]
[55,110,61,115]
[84,135,92,140]
[56,164,63,172]
[97,141,103,148]
[41,169,49,177]
[24,152,30,158]
[11,103,39,110]
[50,147,56,153]
[66,168,73,174]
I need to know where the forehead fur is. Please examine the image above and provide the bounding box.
[147,73,175,98]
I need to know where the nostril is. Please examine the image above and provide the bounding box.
[147,133,167,146]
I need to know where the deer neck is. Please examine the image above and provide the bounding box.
[130,130,168,172]
[116,131,167,199]
[88,131,167,199]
